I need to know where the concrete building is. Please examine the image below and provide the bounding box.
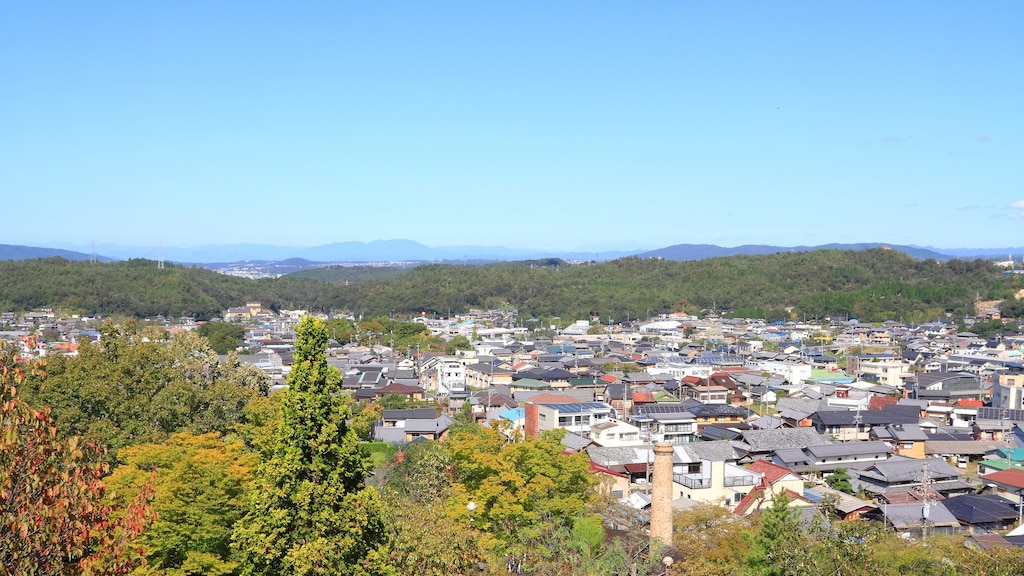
[524,401,616,439]
[992,370,1024,411]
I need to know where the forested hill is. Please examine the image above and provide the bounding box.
[328,250,1019,323]
[0,250,1019,322]
[0,258,334,320]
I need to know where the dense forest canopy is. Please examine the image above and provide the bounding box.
[0,249,1019,323]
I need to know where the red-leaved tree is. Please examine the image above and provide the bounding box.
[1,342,156,575]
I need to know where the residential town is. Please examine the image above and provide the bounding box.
[7,302,1024,548]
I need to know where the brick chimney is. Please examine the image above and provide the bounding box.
[650,442,674,547]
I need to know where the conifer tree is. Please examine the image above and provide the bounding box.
[232,317,391,576]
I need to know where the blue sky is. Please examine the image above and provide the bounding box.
[2,2,1021,252]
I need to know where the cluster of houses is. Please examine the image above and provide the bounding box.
[355,314,1024,545]
[9,303,1024,545]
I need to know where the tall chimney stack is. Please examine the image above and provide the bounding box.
[650,442,674,547]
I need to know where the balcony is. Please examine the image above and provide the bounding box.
[676,474,711,489]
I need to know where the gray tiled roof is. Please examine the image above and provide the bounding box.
[805,441,891,458]
[860,457,961,483]
[740,428,831,453]
[774,448,811,466]
[681,440,743,462]
[882,502,960,529]
[925,440,1005,456]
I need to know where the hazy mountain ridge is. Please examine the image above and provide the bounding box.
[0,244,114,262]
[9,241,1022,266]
[638,243,954,262]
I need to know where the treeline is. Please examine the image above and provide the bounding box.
[331,250,1019,322]
[1,250,1020,322]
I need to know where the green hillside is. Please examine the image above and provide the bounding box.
[287,264,413,284]
[0,258,333,320]
[1,250,1019,323]
[331,249,1018,323]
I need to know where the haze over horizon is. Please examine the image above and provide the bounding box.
[3,3,1021,250]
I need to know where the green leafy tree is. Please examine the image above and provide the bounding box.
[197,322,246,355]
[1000,298,1024,319]
[444,335,472,355]
[19,323,267,456]
[445,423,596,570]
[384,441,453,504]
[672,504,751,575]
[0,343,156,575]
[825,468,854,494]
[232,317,391,576]
[742,493,805,576]
[350,403,383,442]
[105,432,258,576]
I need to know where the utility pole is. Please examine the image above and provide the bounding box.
[918,461,934,545]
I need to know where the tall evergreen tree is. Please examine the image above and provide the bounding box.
[232,317,391,575]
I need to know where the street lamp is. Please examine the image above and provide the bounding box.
[467,501,477,525]
[662,555,674,576]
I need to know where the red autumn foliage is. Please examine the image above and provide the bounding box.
[1,345,156,575]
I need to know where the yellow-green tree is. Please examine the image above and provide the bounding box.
[445,423,596,571]
[104,432,258,576]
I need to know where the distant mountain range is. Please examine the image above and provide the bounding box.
[4,241,1023,267]
[636,243,954,261]
[0,244,115,262]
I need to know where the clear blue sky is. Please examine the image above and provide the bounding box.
[2,2,1021,252]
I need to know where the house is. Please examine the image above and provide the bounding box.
[942,494,1020,532]
[871,424,929,459]
[773,442,891,477]
[851,456,975,498]
[684,401,750,430]
[810,405,919,442]
[993,369,1024,411]
[912,372,987,403]
[419,356,467,396]
[374,408,455,444]
[590,461,632,502]
[590,419,644,448]
[586,445,660,486]
[372,382,425,401]
[464,361,515,388]
[869,501,962,537]
[803,486,877,520]
[524,401,616,439]
[732,461,807,516]
[672,441,762,508]
[736,428,832,463]
[627,404,699,445]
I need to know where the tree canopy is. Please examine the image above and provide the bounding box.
[232,317,391,576]
[19,322,268,455]
[1,250,1019,323]
[0,342,155,576]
